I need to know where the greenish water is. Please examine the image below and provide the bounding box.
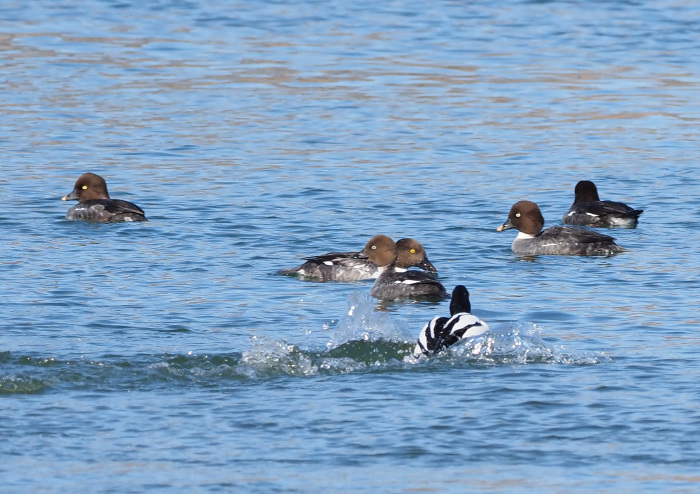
[2,0,700,492]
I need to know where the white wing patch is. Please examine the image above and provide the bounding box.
[395,279,421,285]
[414,312,489,357]
[448,313,489,338]
[414,317,440,357]
[323,261,334,266]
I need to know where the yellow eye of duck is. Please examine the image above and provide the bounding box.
[515,212,521,218]
[410,249,416,254]
[81,185,88,190]
[371,245,377,250]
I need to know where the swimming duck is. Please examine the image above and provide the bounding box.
[277,236,437,282]
[366,236,448,300]
[562,180,643,228]
[414,285,489,357]
[62,173,147,222]
[498,200,623,256]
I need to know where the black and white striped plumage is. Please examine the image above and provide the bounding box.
[414,285,489,357]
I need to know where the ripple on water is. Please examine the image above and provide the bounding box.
[0,293,609,394]
[2,0,700,491]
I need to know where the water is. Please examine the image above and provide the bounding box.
[2,0,700,491]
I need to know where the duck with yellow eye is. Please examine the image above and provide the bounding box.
[364,235,448,300]
[62,172,147,223]
[277,235,438,282]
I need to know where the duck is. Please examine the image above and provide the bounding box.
[497,200,624,256]
[277,236,437,282]
[562,180,643,228]
[394,238,438,273]
[414,285,489,357]
[62,173,147,222]
[277,247,377,282]
[366,236,448,300]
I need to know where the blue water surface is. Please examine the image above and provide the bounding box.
[2,0,700,492]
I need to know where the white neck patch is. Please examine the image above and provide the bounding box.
[515,231,536,240]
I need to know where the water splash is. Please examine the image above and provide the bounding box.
[0,312,609,392]
[412,321,611,366]
[231,293,416,378]
[0,375,46,394]
[325,291,414,350]
[236,336,319,378]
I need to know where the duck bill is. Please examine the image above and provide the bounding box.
[62,190,78,201]
[497,219,513,232]
[419,257,438,273]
